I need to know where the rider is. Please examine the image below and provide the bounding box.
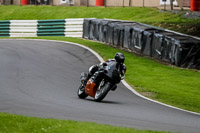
[86,52,126,83]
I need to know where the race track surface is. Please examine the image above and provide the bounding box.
[0,40,199,133]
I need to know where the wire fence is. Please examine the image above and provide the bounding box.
[0,0,190,7]
[0,0,53,5]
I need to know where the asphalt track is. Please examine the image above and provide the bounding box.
[0,39,200,133]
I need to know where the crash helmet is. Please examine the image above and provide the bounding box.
[114,53,125,64]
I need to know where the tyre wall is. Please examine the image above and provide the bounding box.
[83,18,200,69]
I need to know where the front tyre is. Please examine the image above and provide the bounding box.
[94,79,110,102]
[77,83,88,99]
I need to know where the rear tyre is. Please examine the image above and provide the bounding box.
[94,79,110,102]
[77,83,88,99]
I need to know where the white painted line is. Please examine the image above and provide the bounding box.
[121,80,200,116]
[65,32,83,35]
[65,18,84,21]
[65,21,84,25]
[1,38,200,116]
[10,27,37,29]
[65,19,84,25]
[65,28,83,32]
[9,33,37,37]
[10,20,38,23]
[10,29,37,33]
[65,26,83,28]
[65,35,82,38]
[10,23,38,26]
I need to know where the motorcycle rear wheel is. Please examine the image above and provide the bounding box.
[94,79,110,102]
[77,83,88,99]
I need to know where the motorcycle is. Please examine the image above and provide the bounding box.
[77,61,124,102]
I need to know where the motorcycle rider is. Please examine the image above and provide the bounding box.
[85,53,126,85]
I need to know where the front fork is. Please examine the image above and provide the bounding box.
[80,72,88,85]
[93,71,117,91]
[110,84,117,91]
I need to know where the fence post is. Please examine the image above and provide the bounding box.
[143,0,144,7]
[170,0,174,10]
[87,0,88,7]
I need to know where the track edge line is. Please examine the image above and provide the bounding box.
[2,38,200,116]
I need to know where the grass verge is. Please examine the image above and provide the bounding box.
[0,113,170,133]
[0,5,200,36]
[1,37,199,113]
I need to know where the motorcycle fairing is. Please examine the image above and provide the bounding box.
[85,79,98,97]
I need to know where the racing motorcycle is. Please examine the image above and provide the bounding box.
[77,61,124,102]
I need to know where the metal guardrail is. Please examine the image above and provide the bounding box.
[9,20,37,37]
[0,19,84,37]
[0,21,10,37]
[37,19,65,36]
[65,18,83,37]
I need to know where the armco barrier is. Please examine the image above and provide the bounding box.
[10,20,38,37]
[65,18,83,37]
[0,20,10,37]
[37,19,65,36]
[0,19,84,38]
[83,18,200,69]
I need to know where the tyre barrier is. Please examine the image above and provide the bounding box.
[0,19,84,38]
[83,18,200,69]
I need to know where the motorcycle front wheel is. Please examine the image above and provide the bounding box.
[77,83,88,99]
[94,79,110,102]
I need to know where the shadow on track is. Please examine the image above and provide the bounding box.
[83,98,123,105]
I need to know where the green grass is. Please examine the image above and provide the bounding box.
[0,6,183,22]
[1,37,199,113]
[18,36,199,113]
[0,113,170,133]
[0,5,200,36]
[0,6,199,133]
